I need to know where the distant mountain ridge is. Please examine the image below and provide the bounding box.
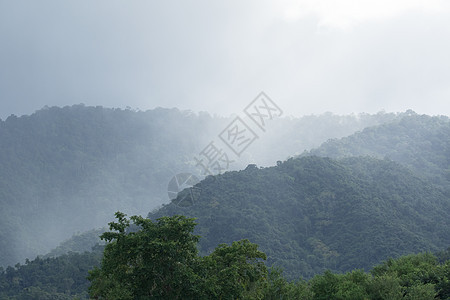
[0,105,218,267]
[305,113,450,192]
[0,105,433,267]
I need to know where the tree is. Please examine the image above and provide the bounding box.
[88,212,202,299]
[310,269,371,300]
[201,239,267,299]
[88,212,269,299]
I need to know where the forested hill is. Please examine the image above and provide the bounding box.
[306,114,450,192]
[0,105,405,267]
[0,105,220,267]
[149,156,450,279]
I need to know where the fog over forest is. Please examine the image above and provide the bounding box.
[0,106,412,266]
[0,1,449,299]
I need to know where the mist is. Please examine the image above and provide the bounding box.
[0,106,414,266]
[1,1,449,119]
[0,2,450,298]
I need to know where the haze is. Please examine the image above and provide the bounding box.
[1,0,450,119]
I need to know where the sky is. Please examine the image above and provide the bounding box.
[1,0,450,120]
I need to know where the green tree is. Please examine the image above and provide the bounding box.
[263,268,312,300]
[201,239,267,299]
[366,275,403,300]
[88,212,269,299]
[310,269,370,300]
[88,212,202,299]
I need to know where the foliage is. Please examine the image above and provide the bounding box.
[0,250,102,299]
[88,213,450,299]
[307,114,450,193]
[88,212,269,299]
[149,155,450,279]
[201,240,268,299]
[44,228,106,259]
[2,212,449,299]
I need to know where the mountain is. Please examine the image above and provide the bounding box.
[43,228,106,259]
[0,105,218,267]
[0,248,102,299]
[149,156,450,279]
[0,105,404,267]
[306,113,450,192]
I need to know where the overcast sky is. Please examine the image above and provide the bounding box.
[1,0,449,119]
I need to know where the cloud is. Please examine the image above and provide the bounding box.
[279,0,450,29]
[0,1,449,119]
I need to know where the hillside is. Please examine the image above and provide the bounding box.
[1,229,449,299]
[0,105,403,267]
[0,249,102,299]
[0,105,218,267]
[306,113,450,192]
[149,156,450,279]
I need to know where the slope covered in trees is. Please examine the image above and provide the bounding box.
[88,213,450,299]
[3,213,449,299]
[306,113,450,192]
[0,105,404,267]
[0,249,102,299]
[149,156,450,279]
[43,228,106,259]
[0,105,215,267]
